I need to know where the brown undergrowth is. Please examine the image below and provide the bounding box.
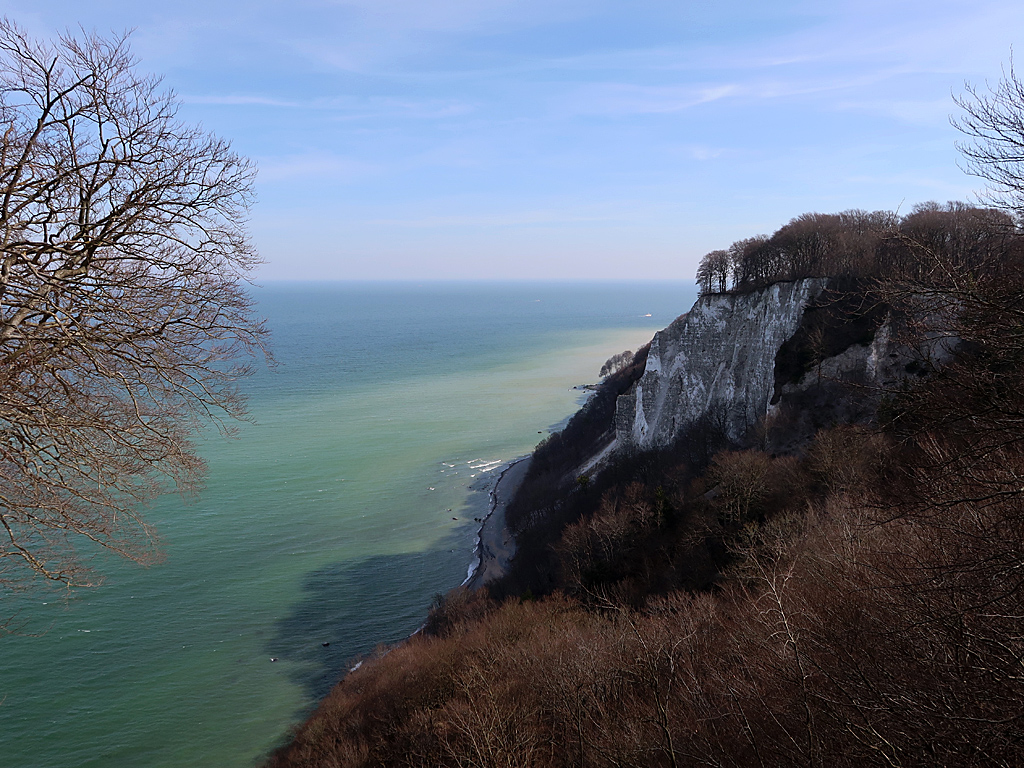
[268,414,1024,766]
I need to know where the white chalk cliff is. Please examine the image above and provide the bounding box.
[614,279,838,452]
[606,276,948,462]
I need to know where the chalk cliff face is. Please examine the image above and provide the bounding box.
[614,279,830,452]
[610,277,951,459]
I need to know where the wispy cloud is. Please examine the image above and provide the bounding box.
[256,152,379,182]
[844,172,975,198]
[567,83,738,116]
[685,145,727,161]
[330,99,475,121]
[364,209,611,228]
[836,98,955,126]
[181,94,307,108]
[181,91,475,120]
[283,0,599,72]
[327,0,596,33]
[16,0,1017,280]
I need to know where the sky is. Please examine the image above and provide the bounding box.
[4,1,1023,280]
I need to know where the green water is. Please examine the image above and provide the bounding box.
[0,281,694,767]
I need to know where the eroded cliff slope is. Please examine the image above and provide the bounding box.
[612,278,910,457]
[614,279,828,451]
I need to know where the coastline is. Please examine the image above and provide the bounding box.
[459,385,591,592]
[463,456,531,591]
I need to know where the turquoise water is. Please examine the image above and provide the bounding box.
[0,281,694,767]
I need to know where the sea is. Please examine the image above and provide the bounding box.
[0,281,695,768]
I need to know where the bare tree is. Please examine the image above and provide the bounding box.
[600,349,634,378]
[0,20,264,592]
[954,56,1024,219]
[695,252,714,295]
[695,249,731,294]
[729,235,772,290]
[696,249,730,294]
[706,450,774,527]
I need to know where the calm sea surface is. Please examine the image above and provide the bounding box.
[0,281,695,767]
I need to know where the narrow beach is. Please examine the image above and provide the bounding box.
[464,456,531,591]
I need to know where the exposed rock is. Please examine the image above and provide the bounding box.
[766,312,899,453]
[612,277,962,459]
[614,279,829,452]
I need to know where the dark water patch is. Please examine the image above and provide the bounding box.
[268,545,464,706]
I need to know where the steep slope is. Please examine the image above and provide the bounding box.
[614,279,828,451]
[611,278,919,458]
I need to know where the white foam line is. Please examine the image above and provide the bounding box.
[460,456,528,589]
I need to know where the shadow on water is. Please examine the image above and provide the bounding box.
[268,545,464,707]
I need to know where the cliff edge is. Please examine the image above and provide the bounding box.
[608,276,927,462]
[614,279,829,452]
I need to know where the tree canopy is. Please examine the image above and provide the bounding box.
[694,204,1016,296]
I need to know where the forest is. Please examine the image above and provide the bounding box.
[695,202,1016,295]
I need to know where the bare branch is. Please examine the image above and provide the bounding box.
[0,18,266,592]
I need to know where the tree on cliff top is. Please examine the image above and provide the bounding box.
[0,20,265,594]
[695,249,730,295]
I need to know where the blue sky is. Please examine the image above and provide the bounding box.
[6,1,1023,280]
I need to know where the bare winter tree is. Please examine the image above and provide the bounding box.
[954,56,1024,219]
[695,249,731,295]
[599,349,634,378]
[0,20,265,592]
